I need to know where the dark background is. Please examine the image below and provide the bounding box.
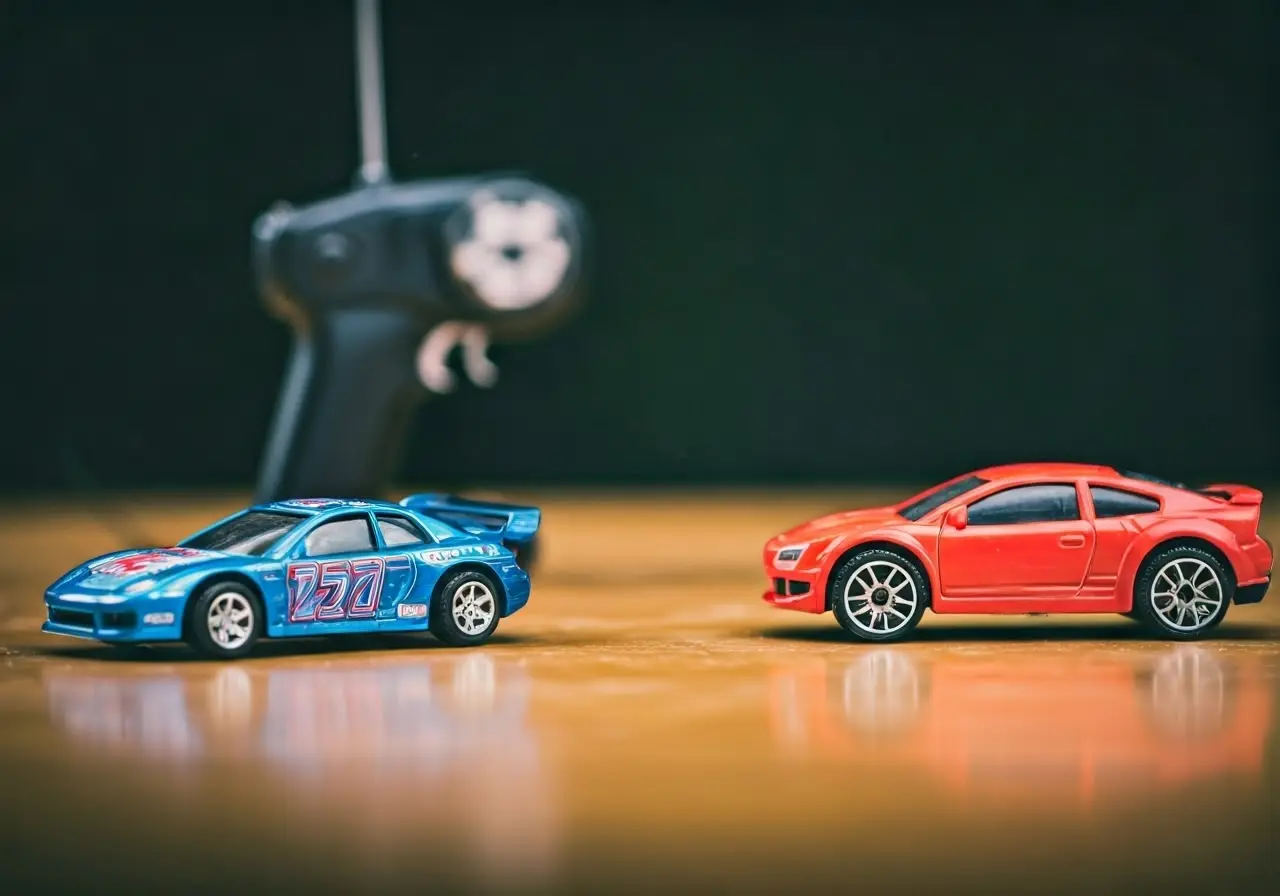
[1,1,1275,494]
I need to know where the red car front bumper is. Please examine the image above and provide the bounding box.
[761,562,827,614]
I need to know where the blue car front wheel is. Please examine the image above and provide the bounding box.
[186,582,264,660]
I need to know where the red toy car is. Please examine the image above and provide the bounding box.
[763,463,1272,642]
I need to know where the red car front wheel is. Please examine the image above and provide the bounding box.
[830,548,929,643]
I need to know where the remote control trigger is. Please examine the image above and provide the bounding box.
[416,321,466,394]
[460,325,498,389]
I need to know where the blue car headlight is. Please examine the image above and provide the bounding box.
[123,578,187,597]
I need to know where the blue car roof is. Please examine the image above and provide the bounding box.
[252,498,409,515]
[241,498,477,544]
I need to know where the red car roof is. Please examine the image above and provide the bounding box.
[972,462,1120,481]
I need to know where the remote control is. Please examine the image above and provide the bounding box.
[253,1,588,502]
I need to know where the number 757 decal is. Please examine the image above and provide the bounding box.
[287,555,412,623]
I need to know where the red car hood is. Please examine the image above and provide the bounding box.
[774,506,902,545]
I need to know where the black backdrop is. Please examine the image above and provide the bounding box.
[1,2,1275,493]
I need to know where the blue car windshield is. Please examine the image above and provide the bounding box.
[180,511,306,556]
[898,475,989,522]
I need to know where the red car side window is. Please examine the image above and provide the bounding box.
[966,484,1080,526]
[1089,486,1160,518]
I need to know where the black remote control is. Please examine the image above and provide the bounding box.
[252,2,588,503]
[253,176,587,502]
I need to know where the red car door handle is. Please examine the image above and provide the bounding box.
[1059,534,1086,548]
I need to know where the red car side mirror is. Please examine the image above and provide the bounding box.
[946,506,968,530]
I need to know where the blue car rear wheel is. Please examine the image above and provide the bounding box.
[431,570,501,647]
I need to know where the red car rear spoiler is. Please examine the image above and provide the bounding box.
[1200,483,1263,506]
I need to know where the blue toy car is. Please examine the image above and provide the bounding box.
[42,494,541,659]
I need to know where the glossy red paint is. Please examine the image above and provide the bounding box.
[762,463,1273,622]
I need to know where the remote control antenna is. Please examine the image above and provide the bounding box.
[354,0,390,185]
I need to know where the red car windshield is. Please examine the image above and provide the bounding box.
[898,475,989,522]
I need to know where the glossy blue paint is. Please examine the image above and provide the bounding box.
[42,495,536,649]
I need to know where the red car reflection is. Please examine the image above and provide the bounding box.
[769,647,1271,808]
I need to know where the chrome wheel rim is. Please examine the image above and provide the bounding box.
[842,560,918,636]
[452,581,496,636]
[1151,558,1223,632]
[207,592,254,650]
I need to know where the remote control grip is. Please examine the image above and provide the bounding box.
[255,309,429,502]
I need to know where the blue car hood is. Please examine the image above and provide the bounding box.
[53,547,231,593]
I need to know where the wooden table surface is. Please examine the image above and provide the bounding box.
[0,490,1277,894]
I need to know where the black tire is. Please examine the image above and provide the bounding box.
[830,548,930,643]
[1131,544,1233,641]
[185,581,264,660]
[430,569,502,647]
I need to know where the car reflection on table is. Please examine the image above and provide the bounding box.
[769,646,1272,808]
[40,652,556,882]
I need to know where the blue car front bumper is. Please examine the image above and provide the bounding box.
[43,592,188,643]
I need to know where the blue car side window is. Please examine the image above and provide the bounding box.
[303,515,377,557]
[376,513,430,547]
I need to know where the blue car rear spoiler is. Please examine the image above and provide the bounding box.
[398,493,541,547]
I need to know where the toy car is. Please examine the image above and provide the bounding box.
[43,493,541,658]
[763,463,1272,642]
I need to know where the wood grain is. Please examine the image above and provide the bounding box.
[0,491,1276,894]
